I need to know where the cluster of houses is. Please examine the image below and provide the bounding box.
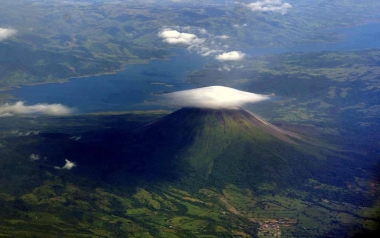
[258,218,298,237]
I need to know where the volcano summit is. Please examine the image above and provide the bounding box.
[128,106,327,188]
[106,86,345,190]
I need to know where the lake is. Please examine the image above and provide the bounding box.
[8,22,380,113]
[10,49,206,112]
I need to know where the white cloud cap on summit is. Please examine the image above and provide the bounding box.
[158,28,205,45]
[161,86,270,109]
[215,51,245,61]
[238,0,292,14]
[0,101,74,117]
[0,28,17,41]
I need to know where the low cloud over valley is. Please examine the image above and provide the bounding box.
[0,28,17,41]
[158,28,205,45]
[158,26,246,69]
[237,0,292,14]
[0,101,74,117]
[215,51,246,61]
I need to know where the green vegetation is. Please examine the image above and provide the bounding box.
[0,110,378,237]
[1,0,380,90]
[0,1,379,237]
[0,163,377,237]
[0,169,257,237]
[187,50,380,155]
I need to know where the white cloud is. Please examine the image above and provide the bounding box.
[216,35,230,39]
[62,159,76,170]
[158,28,205,45]
[182,26,192,31]
[11,130,39,136]
[0,101,74,117]
[217,65,244,71]
[201,49,223,57]
[160,86,270,109]
[233,23,248,28]
[199,28,208,34]
[159,27,247,61]
[25,131,39,136]
[238,0,292,14]
[55,159,76,170]
[217,65,231,71]
[29,154,40,161]
[215,51,246,61]
[69,136,81,141]
[0,28,17,41]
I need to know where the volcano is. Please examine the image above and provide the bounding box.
[118,107,340,189]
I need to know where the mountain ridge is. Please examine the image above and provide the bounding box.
[137,107,301,143]
[125,107,332,189]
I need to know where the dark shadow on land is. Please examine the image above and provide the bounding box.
[0,108,378,206]
[0,109,379,238]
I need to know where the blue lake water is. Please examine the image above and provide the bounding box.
[8,22,380,113]
[10,49,206,112]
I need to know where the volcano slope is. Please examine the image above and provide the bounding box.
[115,107,354,191]
[0,110,377,237]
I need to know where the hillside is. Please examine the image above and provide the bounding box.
[115,107,358,193]
[0,111,378,237]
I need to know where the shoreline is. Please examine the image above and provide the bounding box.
[2,20,380,101]
[0,45,190,93]
[0,44,192,92]
[0,56,173,95]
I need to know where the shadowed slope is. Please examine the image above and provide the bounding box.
[129,107,334,189]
